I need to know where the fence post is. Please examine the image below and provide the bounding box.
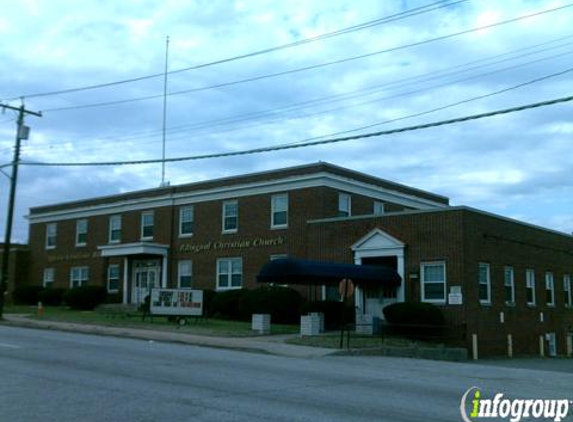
[507,334,513,358]
[539,335,545,357]
[472,334,478,360]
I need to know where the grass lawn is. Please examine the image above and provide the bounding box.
[3,305,299,337]
[287,332,446,349]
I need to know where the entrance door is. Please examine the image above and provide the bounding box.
[132,261,161,304]
[547,332,557,357]
[362,256,398,318]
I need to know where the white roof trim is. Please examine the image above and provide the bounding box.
[27,172,446,224]
[351,228,405,251]
[98,242,169,257]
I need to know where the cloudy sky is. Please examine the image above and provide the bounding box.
[1,0,572,242]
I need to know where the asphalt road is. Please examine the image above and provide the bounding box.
[0,326,571,422]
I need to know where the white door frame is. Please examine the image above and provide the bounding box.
[351,229,405,316]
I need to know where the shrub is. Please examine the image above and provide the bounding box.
[210,289,251,320]
[12,285,44,305]
[240,286,303,324]
[105,293,123,304]
[38,288,66,306]
[382,302,445,338]
[202,289,218,317]
[301,300,355,329]
[63,286,107,310]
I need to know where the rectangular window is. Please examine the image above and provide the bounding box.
[338,193,351,217]
[564,274,572,307]
[545,272,555,306]
[70,266,89,288]
[222,200,238,233]
[526,269,536,306]
[141,211,154,240]
[421,261,446,302]
[178,260,193,288]
[109,215,121,243]
[373,201,385,215]
[504,266,515,305]
[43,268,55,288]
[478,263,491,304]
[46,223,57,249]
[76,219,88,246]
[107,265,120,292]
[179,206,194,237]
[271,194,288,228]
[217,258,242,290]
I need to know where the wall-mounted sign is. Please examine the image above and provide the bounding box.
[179,236,285,254]
[47,251,101,263]
[448,285,463,305]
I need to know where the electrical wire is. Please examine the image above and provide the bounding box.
[1,0,465,102]
[17,94,573,168]
[39,3,573,113]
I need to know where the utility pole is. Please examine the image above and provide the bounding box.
[0,102,42,319]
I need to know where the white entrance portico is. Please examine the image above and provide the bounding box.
[351,229,405,318]
[98,242,169,304]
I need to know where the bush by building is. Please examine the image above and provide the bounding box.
[12,285,44,305]
[63,286,107,310]
[382,302,445,338]
[38,288,66,306]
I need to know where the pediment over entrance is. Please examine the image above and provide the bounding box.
[351,228,405,251]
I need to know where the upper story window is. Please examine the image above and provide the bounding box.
[526,269,536,306]
[504,266,515,305]
[179,206,194,237]
[545,272,555,306]
[271,194,288,228]
[178,260,193,288]
[373,201,385,215]
[43,268,55,288]
[338,193,351,217]
[141,211,154,240]
[75,219,88,247]
[421,261,446,303]
[45,223,57,249]
[564,274,572,308]
[107,265,120,292]
[109,215,121,243]
[70,266,89,288]
[222,200,238,233]
[217,258,242,290]
[478,262,491,305]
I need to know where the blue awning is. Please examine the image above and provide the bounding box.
[256,258,401,287]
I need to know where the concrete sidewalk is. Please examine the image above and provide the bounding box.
[0,314,337,359]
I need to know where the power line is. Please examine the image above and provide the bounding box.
[2,0,464,102]
[24,51,573,157]
[18,94,573,168]
[39,3,573,113]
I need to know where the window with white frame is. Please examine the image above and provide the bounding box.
[43,268,55,288]
[76,219,88,246]
[504,266,515,305]
[46,223,57,249]
[70,266,89,288]
[478,263,491,304]
[338,193,351,217]
[545,272,555,306]
[271,194,288,228]
[564,274,572,307]
[217,258,242,290]
[373,201,385,215]
[526,269,536,306]
[178,260,192,288]
[222,200,238,233]
[179,206,194,237]
[141,211,154,239]
[109,215,121,243]
[107,265,120,292]
[421,261,446,302]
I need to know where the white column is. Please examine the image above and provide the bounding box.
[162,255,168,288]
[397,253,405,302]
[122,257,129,304]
